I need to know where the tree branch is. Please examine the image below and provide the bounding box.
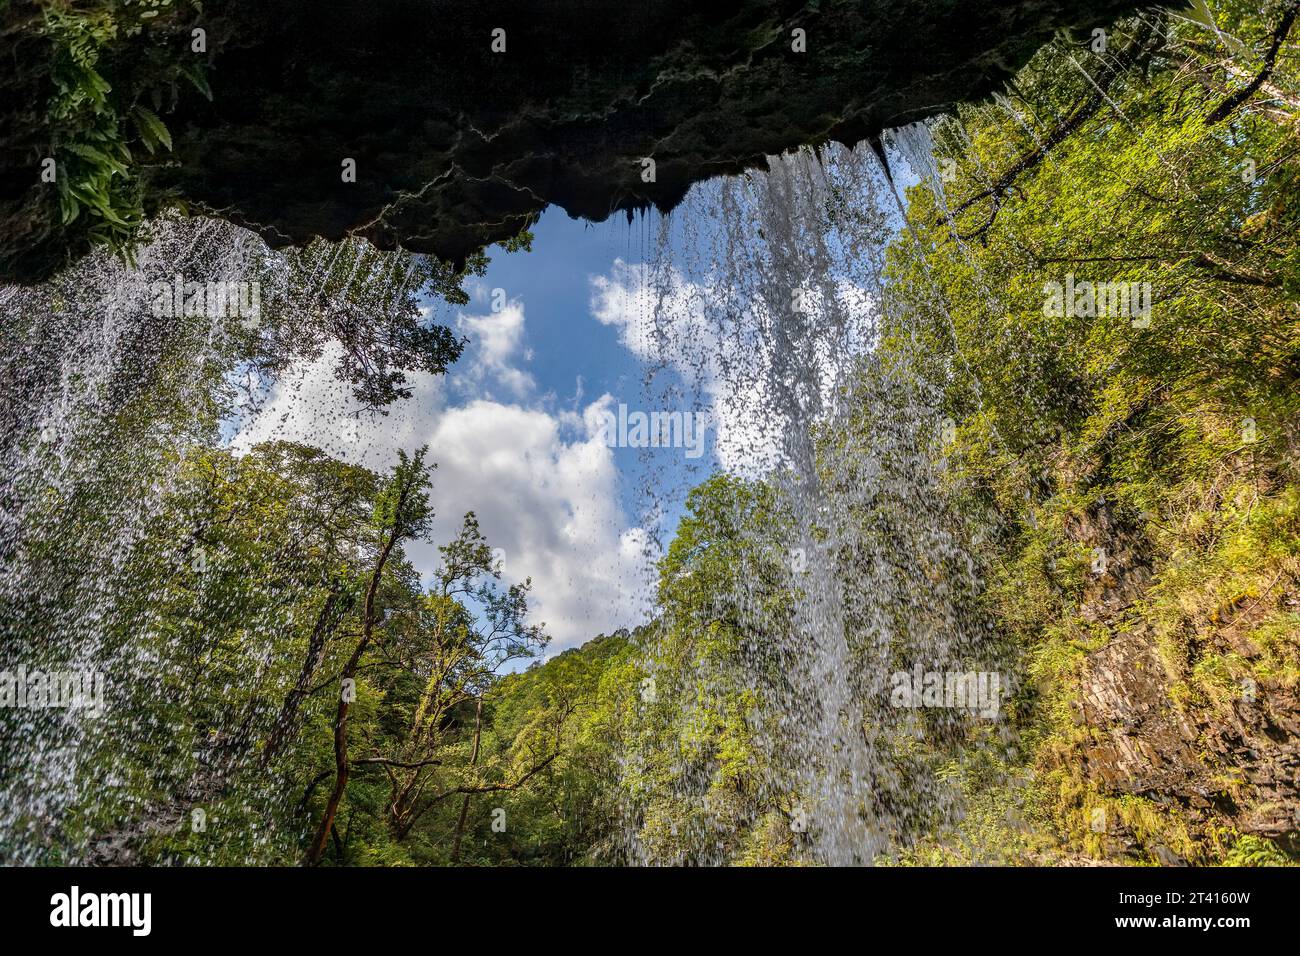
[1206,1,1300,124]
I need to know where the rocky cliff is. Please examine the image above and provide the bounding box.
[1,0,1144,283]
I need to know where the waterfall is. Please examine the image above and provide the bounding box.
[0,140,1006,867]
[0,214,421,862]
[0,218,254,860]
[619,140,1002,864]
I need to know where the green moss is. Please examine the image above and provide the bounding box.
[876,5,1300,863]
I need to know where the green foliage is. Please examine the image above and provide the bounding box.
[14,3,1300,869]
[252,236,477,409]
[451,632,640,865]
[621,476,807,865]
[874,6,1300,863]
[41,0,205,258]
[35,437,569,865]
[1221,834,1293,866]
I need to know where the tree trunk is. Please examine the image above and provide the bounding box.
[261,589,344,768]
[1206,2,1299,125]
[449,696,484,864]
[306,532,399,865]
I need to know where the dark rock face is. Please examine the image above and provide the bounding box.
[1080,621,1300,853]
[1069,500,1300,857]
[1,0,1144,282]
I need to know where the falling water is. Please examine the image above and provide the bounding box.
[0,214,429,862]
[618,139,1001,865]
[0,218,256,860]
[2,136,1006,866]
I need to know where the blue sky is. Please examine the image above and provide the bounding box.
[233,140,919,654]
[447,208,707,527]
[235,205,714,653]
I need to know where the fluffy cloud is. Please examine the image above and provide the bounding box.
[589,258,775,472]
[589,258,875,476]
[231,301,653,652]
[451,299,535,399]
[409,400,655,648]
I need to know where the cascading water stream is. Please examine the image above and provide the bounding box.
[0,218,259,859]
[1,133,1005,866]
[618,138,1001,864]
[0,215,432,862]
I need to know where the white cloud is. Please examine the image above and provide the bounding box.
[231,299,654,653]
[230,342,445,468]
[589,258,875,476]
[452,300,535,399]
[408,399,655,649]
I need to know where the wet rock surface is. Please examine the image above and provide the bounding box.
[1,0,1144,282]
[1073,502,1300,853]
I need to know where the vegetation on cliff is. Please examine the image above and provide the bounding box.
[3,2,1299,866]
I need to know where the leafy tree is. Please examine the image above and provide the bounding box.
[306,447,435,864]
[871,4,1300,862]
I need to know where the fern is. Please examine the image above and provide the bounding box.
[41,1,206,259]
